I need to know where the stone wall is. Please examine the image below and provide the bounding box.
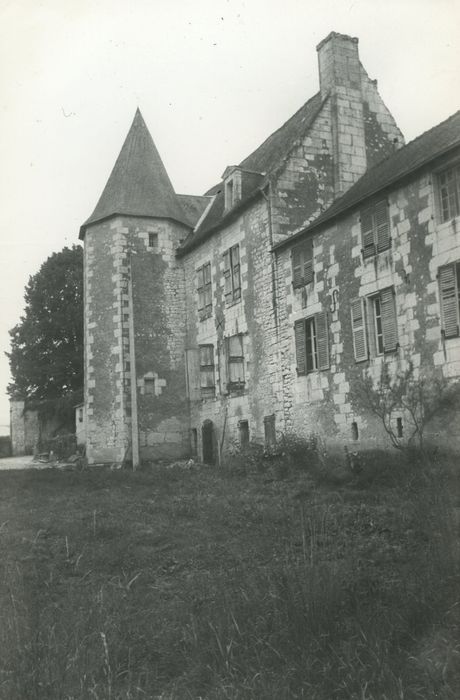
[84,215,190,464]
[183,196,284,461]
[276,147,460,451]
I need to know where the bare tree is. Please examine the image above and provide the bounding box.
[351,362,459,451]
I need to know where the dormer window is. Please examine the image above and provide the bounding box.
[223,166,242,211]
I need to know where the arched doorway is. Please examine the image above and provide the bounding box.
[202,420,215,464]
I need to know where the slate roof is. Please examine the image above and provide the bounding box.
[178,92,326,256]
[274,109,460,251]
[80,109,190,237]
[177,194,211,227]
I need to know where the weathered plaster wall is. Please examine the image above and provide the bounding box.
[183,196,283,460]
[277,151,460,451]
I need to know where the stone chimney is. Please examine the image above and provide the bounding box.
[316,32,404,198]
[317,32,361,97]
[317,32,366,198]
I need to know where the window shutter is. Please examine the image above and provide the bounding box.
[351,298,368,361]
[292,246,303,287]
[185,349,200,401]
[316,312,330,370]
[380,288,398,351]
[303,243,314,285]
[375,201,390,253]
[361,208,375,258]
[294,319,307,375]
[439,264,459,338]
[223,251,232,298]
[219,338,229,393]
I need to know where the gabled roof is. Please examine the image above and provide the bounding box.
[274,109,460,251]
[178,92,326,256]
[80,109,190,237]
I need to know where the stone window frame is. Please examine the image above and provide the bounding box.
[148,232,158,249]
[199,344,216,399]
[439,261,460,339]
[294,311,329,375]
[291,239,314,288]
[360,199,391,259]
[435,161,460,223]
[196,262,212,320]
[223,244,241,305]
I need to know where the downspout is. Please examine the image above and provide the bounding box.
[127,252,140,470]
[261,181,279,339]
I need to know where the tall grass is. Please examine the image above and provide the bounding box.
[0,453,458,699]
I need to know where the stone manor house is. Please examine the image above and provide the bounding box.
[79,32,460,466]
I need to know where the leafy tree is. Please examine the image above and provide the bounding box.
[7,245,83,409]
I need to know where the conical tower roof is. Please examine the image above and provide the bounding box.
[80,109,190,236]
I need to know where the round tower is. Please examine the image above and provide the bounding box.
[79,110,193,466]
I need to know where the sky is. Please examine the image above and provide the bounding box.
[0,0,459,433]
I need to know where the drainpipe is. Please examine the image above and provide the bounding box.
[261,181,279,338]
[128,253,140,470]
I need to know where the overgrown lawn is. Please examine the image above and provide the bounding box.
[0,453,458,699]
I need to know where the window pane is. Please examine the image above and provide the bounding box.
[229,335,243,357]
[200,345,214,366]
[200,368,215,388]
[229,360,244,383]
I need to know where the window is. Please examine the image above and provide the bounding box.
[223,245,241,303]
[360,200,391,258]
[437,164,460,222]
[396,417,403,438]
[197,262,212,318]
[227,334,245,389]
[350,289,398,360]
[148,232,158,248]
[199,345,215,397]
[439,262,460,338]
[351,422,359,441]
[294,312,329,374]
[292,240,314,288]
[264,414,276,448]
[144,377,155,395]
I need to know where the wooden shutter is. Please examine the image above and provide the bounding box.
[351,298,368,361]
[303,242,314,285]
[440,264,459,338]
[380,288,398,351]
[361,208,375,258]
[219,338,229,393]
[294,320,307,375]
[292,246,303,287]
[316,312,329,370]
[185,349,200,400]
[292,242,313,287]
[223,250,232,298]
[375,200,391,253]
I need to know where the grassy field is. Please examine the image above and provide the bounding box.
[0,451,458,699]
